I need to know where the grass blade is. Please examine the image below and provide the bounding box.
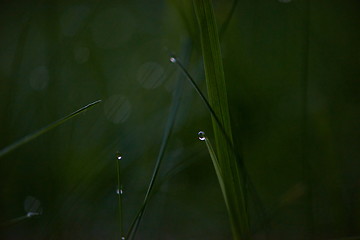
[193,0,251,239]
[126,77,182,240]
[126,41,192,240]
[116,153,125,239]
[198,131,228,207]
[173,54,269,235]
[0,100,102,158]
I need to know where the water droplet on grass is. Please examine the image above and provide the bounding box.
[198,131,206,141]
[169,56,177,63]
[116,153,122,160]
[116,188,123,195]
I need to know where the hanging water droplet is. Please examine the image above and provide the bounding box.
[121,237,125,240]
[198,131,206,141]
[116,152,122,160]
[169,56,177,63]
[116,188,123,195]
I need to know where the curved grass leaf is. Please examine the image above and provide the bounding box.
[0,100,102,158]
[125,40,192,240]
[193,0,251,239]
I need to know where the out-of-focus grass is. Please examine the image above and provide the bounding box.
[0,1,359,239]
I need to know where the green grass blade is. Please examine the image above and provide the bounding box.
[116,153,124,239]
[1,215,29,227]
[126,41,192,240]
[126,78,183,240]
[198,131,228,207]
[173,53,269,234]
[170,55,235,157]
[0,100,102,158]
[193,0,251,239]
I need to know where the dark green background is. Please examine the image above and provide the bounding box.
[0,0,359,239]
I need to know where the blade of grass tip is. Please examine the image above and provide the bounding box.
[116,153,124,239]
[193,0,250,239]
[126,78,182,240]
[126,40,192,240]
[1,212,42,227]
[1,215,29,227]
[173,54,269,234]
[197,131,228,206]
[0,100,102,159]
[170,55,233,158]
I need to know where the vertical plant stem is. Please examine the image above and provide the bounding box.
[193,1,250,239]
[116,154,124,239]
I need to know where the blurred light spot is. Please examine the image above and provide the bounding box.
[29,65,48,91]
[74,46,90,64]
[60,5,90,36]
[137,62,165,89]
[278,0,292,3]
[24,196,43,216]
[92,7,134,49]
[104,95,131,124]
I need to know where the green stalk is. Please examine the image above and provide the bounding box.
[193,1,250,239]
[116,153,124,239]
[0,100,101,158]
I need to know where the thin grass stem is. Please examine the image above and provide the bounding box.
[0,100,101,158]
[116,153,124,239]
[126,40,192,240]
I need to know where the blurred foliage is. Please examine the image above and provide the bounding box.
[0,0,359,239]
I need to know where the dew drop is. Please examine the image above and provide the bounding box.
[198,131,206,141]
[121,237,125,240]
[116,153,122,160]
[169,56,177,63]
[116,188,123,195]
